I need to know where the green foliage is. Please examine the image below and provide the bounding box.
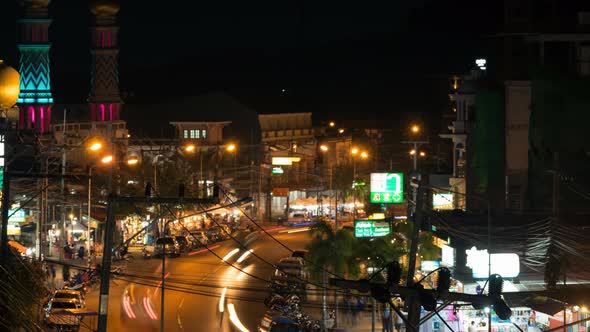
[306,219,440,282]
[306,220,360,282]
[0,248,47,330]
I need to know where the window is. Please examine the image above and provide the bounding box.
[189,129,199,139]
[183,130,188,139]
[202,129,207,138]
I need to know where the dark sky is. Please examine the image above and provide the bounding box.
[0,0,501,126]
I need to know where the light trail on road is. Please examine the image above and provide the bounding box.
[228,303,249,332]
[219,287,227,312]
[222,248,240,262]
[188,244,220,256]
[236,249,254,263]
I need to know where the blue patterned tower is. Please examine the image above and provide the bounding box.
[17,0,53,133]
[89,0,122,121]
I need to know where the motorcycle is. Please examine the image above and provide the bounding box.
[142,246,151,259]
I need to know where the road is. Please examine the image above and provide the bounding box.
[82,227,313,332]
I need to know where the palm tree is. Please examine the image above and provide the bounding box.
[306,220,359,282]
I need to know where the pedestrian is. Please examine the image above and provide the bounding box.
[50,264,56,280]
[382,304,392,332]
[78,245,85,260]
[343,295,352,324]
[356,296,365,320]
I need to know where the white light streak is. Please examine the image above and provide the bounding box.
[222,248,240,262]
[228,303,249,332]
[219,287,227,313]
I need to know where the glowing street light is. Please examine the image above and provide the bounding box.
[409,149,416,155]
[320,144,328,152]
[360,151,368,159]
[411,125,420,134]
[329,121,335,127]
[419,151,426,157]
[338,128,344,134]
[226,144,236,152]
[101,155,113,164]
[127,157,139,165]
[184,144,196,153]
[89,142,103,151]
[351,147,359,155]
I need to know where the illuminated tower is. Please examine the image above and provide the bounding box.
[89,0,122,121]
[17,0,53,133]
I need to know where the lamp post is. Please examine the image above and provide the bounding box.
[402,124,428,213]
[350,147,368,219]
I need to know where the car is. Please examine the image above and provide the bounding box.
[189,231,208,247]
[175,236,191,252]
[53,289,84,307]
[287,213,311,226]
[274,257,307,280]
[258,311,302,332]
[207,225,230,242]
[45,298,82,329]
[154,237,181,257]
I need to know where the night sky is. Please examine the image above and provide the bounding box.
[0,0,501,129]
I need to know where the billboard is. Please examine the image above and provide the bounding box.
[354,219,391,238]
[433,193,454,210]
[370,173,404,204]
[466,246,520,279]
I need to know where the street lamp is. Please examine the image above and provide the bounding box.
[411,124,420,134]
[226,143,236,152]
[360,151,368,159]
[338,128,344,134]
[419,151,426,157]
[320,144,328,152]
[101,155,113,164]
[184,144,196,153]
[351,147,359,155]
[329,121,335,127]
[89,142,103,151]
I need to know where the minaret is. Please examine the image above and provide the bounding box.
[89,0,122,122]
[17,0,53,133]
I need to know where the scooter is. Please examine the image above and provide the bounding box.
[142,246,151,259]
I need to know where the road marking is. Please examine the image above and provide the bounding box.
[177,297,185,330]
[228,303,249,332]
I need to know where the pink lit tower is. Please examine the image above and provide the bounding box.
[17,0,53,133]
[88,0,122,122]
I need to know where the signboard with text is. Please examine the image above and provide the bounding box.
[272,187,289,197]
[354,219,391,238]
[370,173,404,204]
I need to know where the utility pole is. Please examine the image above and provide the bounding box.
[60,110,67,260]
[405,182,425,330]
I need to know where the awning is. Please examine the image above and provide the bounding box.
[8,240,27,254]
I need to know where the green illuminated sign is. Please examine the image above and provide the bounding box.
[0,166,4,190]
[272,167,284,174]
[354,219,391,238]
[370,173,404,204]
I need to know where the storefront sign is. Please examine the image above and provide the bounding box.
[421,260,440,272]
[370,173,404,204]
[8,209,25,223]
[466,246,520,278]
[441,244,455,267]
[433,193,453,210]
[354,219,391,238]
[272,157,301,166]
[7,223,20,236]
[272,167,284,174]
[272,187,289,197]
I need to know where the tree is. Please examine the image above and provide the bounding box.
[306,220,360,282]
[0,248,46,330]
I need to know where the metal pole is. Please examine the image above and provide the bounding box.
[97,196,116,332]
[60,110,67,260]
[88,167,92,268]
[488,201,492,332]
[322,268,327,328]
[406,184,425,330]
[353,159,356,219]
[161,234,166,332]
[1,171,11,264]
[371,299,376,332]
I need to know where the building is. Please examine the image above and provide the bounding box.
[16,0,53,133]
[258,113,317,219]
